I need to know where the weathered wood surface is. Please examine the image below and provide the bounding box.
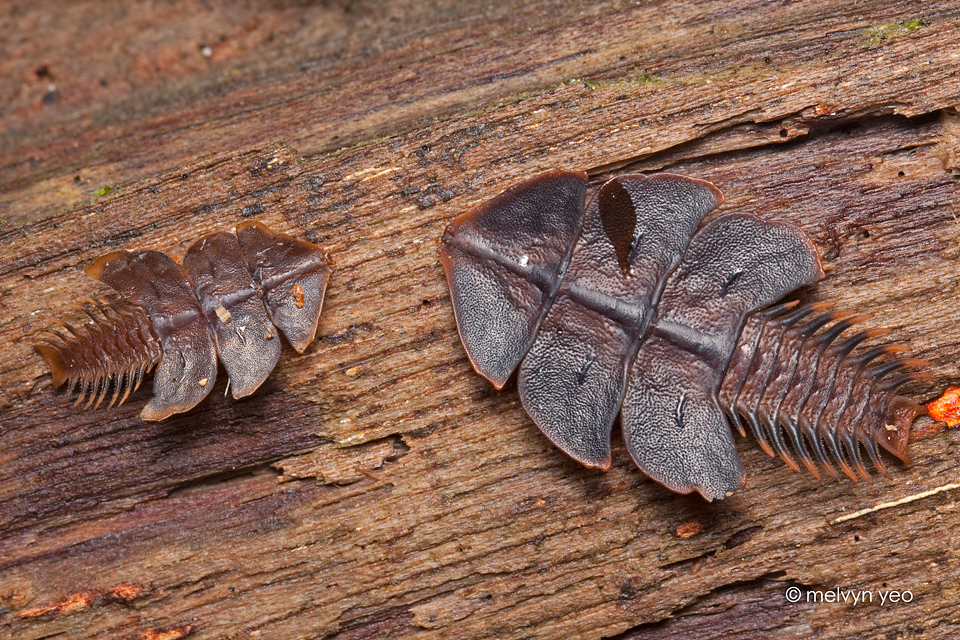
[2,1,960,638]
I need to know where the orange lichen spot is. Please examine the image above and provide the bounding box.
[18,583,146,620]
[111,584,144,601]
[19,591,97,618]
[927,385,960,427]
[291,282,306,308]
[675,521,706,539]
[122,625,195,640]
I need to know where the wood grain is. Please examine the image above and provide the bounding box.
[2,1,960,638]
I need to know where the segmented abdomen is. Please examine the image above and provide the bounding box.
[35,296,162,411]
[718,302,929,482]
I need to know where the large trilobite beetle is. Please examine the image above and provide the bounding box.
[440,170,928,500]
[36,221,331,421]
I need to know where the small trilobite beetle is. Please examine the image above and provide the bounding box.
[439,169,929,500]
[35,221,331,421]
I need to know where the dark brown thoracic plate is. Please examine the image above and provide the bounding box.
[440,170,927,500]
[35,221,331,421]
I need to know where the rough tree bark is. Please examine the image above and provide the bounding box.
[2,1,960,639]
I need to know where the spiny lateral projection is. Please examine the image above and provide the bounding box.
[439,170,927,500]
[36,221,330,421]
